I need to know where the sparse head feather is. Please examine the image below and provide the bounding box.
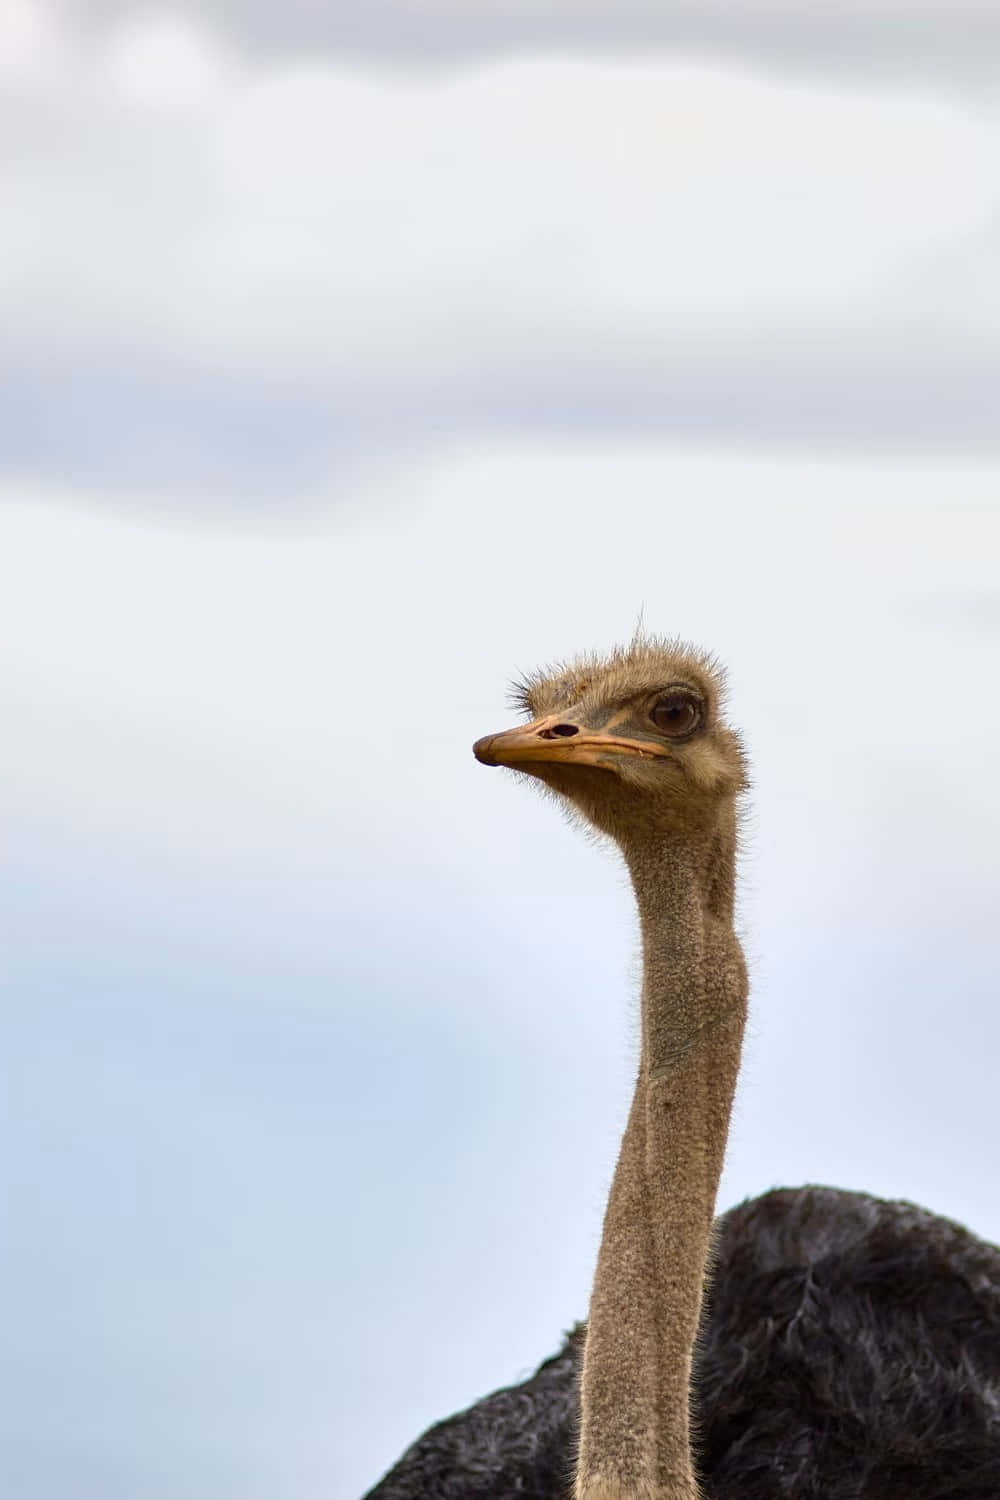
[510,634,728,724]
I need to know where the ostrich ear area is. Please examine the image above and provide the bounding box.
[472,719,672,771]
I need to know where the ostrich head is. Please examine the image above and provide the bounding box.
[473,636,746,849]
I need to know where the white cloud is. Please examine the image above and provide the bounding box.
[101,9,233,106]
[2,4,999,495]
[8,31,996,356]
[0,0,65,80]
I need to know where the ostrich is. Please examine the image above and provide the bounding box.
[363,638,1000,1500]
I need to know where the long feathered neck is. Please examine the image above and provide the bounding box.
[576,810,747,1500]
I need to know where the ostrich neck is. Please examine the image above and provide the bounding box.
[576,823,747,1500]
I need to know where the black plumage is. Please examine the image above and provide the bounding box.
[363,1185,1000,1500]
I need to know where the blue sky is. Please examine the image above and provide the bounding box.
[2,4,999,1498]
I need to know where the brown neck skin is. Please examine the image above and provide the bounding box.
[576,806,747,1500]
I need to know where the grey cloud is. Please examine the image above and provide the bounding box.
[61,1,1000,85]
[4,337,998,503]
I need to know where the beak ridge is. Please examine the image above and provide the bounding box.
[472,716,671,770]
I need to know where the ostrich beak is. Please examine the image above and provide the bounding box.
[473,715,671,770]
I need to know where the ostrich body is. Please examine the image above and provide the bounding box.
[364,1187,1000,1500]
[362,639,1000,1500]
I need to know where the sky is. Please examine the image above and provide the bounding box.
[1,3,999,1499]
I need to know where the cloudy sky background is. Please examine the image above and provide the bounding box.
[2,3,999,1498]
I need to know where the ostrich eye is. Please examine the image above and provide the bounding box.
[650,692,702,739]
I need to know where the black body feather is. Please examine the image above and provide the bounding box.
[363,1186,1000,1500]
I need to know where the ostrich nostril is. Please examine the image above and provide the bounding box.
[540,722,580,739]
